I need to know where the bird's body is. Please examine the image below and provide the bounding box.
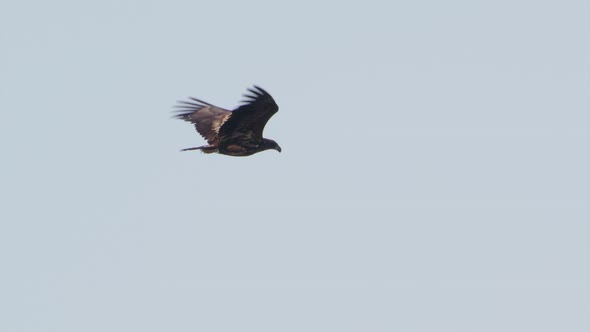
[174,86,281,157]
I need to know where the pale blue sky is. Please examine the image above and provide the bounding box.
[1,1,589,331]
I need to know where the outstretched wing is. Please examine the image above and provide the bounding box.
[219,86,279,142]
[174,98,232,145]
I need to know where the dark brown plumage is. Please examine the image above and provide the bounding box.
[174,86,281,156]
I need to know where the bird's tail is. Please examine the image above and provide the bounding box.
[180,145,218,154]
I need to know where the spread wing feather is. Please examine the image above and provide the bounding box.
[219,86,279,143]
[174,98,231,145]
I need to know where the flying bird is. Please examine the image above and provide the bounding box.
[174,86,281,156]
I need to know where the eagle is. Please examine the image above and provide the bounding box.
[174,86,281,156]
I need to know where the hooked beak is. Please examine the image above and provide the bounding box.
[275,145,282,153]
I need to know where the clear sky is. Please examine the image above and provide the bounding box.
[1,1,589,331]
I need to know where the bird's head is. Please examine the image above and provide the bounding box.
[262,139,282,153]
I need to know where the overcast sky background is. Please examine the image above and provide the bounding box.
[1,1,589,331]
